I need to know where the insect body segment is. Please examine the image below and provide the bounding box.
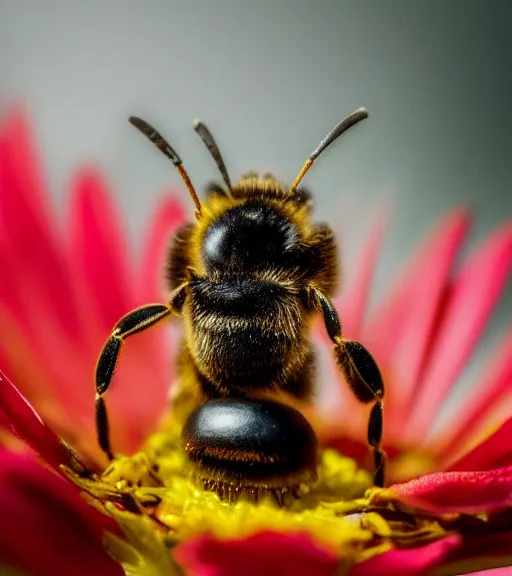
[94,108,387,497]
[182,398,318,501]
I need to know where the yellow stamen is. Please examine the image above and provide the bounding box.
[63,418,456,570]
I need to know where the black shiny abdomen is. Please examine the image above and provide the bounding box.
[202,201,300,274]
[182,398,318,483]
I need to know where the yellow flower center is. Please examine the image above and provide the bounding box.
[63,418,456,573]
[387,450,437,484]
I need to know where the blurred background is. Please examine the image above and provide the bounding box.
[0,0,511,401]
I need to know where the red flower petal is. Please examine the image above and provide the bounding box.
[317,209,389,426]
[363,209,469,368]
[390,465,512,513]
[0,109,82,337]
[0,448,121,576]
[335,208,389,341]
[431,532,512,575]
[351,535,461,576]
[0,299,96,439]
[353,533,512,576]
[383,210,470,437]
[433,330,512,466]
[447,417,512,472]
[0,112,101,433]
[405,222,512,441]
[66,176,179,455]
[175,532,338,576]
[0,368,73,471]
[0,236,24,321]
[69,169,133,331]
[361,210,470,439]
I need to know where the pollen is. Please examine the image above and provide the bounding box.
[63,421,453,569]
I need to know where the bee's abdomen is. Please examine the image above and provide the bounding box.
[188,278,307,394]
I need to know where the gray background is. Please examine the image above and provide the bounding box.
[0,1,511,404]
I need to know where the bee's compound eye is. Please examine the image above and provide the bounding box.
[182,399,318,490]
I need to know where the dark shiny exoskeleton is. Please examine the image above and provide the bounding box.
[182,398,318,501]
[94,109,386,499]
[202,201,300,273]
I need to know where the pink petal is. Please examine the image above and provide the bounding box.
[0,297,158,463]
[0,300,98,443]
[0,368,76,471]
[65,179,177,456]
[0,113,101,428]
[0,109,81,337]
[313,209,389,431]
[104,324,173,453]
[383,211,470,437]
[362,210,469,368]
[353,533,512,576]
[0,448,121,576]
[137,192,187,303]
[175,531,338,576]
[433,329,512,465]
[67,176,174,453]
[0,371,85,470]
[433,533,512,576]
[335,207,389,341]
[68,169,134,331]
[447,417,512,472]
[0,314,92,459]
[0,408,10,429]
[65,172,176,455]
[95,193,187,451]
[361,210,470,439]
[0,237,24,321]
[351,535,461,576]
[0,304,129,466]
[390,465,512,513]
[0,112,179,459]
[404,222,512,442]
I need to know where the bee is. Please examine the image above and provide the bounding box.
[94,108,386,500]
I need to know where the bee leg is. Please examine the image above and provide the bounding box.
[314,289,386,487]
[95,283,187,460]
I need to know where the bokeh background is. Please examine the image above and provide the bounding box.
[0,0,511,408]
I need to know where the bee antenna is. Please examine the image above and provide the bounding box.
[288,107,369,195]
[129,116,202,217]
[193,119,233,193]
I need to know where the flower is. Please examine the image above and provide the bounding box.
[1,108,512,576]
[0,108,184,575]
[320,205,512,483]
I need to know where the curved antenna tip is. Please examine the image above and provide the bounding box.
[288,106,369,194]
[193,119,233,191]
